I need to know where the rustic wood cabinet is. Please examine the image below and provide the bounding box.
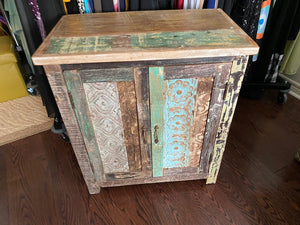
[32,9,258,194]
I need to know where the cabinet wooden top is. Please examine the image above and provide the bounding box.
[32,9,259,65]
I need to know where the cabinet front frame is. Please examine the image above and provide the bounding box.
[43,56,243,193]
[63,59,232,182]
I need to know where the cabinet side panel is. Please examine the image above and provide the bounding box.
[64,70,104,181]
[83,82,130,173]
[134,68,152,176]
[188,77,214,167]
[207,56,248,184]
[149,67,164,177]
[43,65,100,194]
[163,78,198,168]
[117,81,142,172]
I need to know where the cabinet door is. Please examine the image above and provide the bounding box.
[149,63,231,177]
[64,68,151,181]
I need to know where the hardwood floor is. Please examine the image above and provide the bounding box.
[0,91,299,225]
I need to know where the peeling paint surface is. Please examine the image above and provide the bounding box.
[47,29,246,54]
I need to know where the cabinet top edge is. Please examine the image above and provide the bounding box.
[32,9,259,65]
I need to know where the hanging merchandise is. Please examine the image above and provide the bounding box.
[253,0,272,62]
[125,0,129,10]
[230,0,263,83]
[102,0,114,11]
[158,0,172,9]
[0,15,7,26]
[63,0,70,14]
[280,32,300,75]
[28,0,46,40]
[250,0,300,83]
[94,0,102,12]
[64,0,80,14]
[14,0,65,117]
[206,0,218,9]
[231,0,263,40]
[84,0,94,13]
[140,0,158,10]
[177,0,184,9]
[183,0,203,9]
[2,0,34,73]
[89,0,95,12]
[129,0,139,10]
[217,0,236,15]
[77,0,85,13]
[113,0,118,12]
[119,0,125,11]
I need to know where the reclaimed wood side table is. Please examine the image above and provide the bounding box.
[32,9,258,194]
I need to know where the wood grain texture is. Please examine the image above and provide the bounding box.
[163,167,198,176]
[64,70,104,181]
[134,68,152,176]
[80,68,134,83]
[163,63,225,80]
[149,67,164,177]
[0,96,53,146]
[99,172,208,187]
[32,10,259,65]
[43,65,99,194]
[83,82,129,174]
[199,63,232,174]
[163,78,198,168]
[61,56,234,71]
[1,90,299,225]
[117,81,142,172]
[105,172,147,180]
[207,56,249,184]
[188,77,214,167]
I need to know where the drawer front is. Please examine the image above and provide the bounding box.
[149,63,232,177]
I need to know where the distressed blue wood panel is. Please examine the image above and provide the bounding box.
[163,78,198,168]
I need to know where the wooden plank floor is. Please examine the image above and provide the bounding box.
[0,91,299,225]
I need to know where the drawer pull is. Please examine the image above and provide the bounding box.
[154,125,159,144]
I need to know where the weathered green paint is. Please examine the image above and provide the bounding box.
[47,36,113,54]
[47,29,246,54]
[64,70,104,181]
[131,29,246,49]
[149,67,164,177]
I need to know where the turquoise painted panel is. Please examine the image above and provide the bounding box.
[163,78,198,168]
[149,67,164,177]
